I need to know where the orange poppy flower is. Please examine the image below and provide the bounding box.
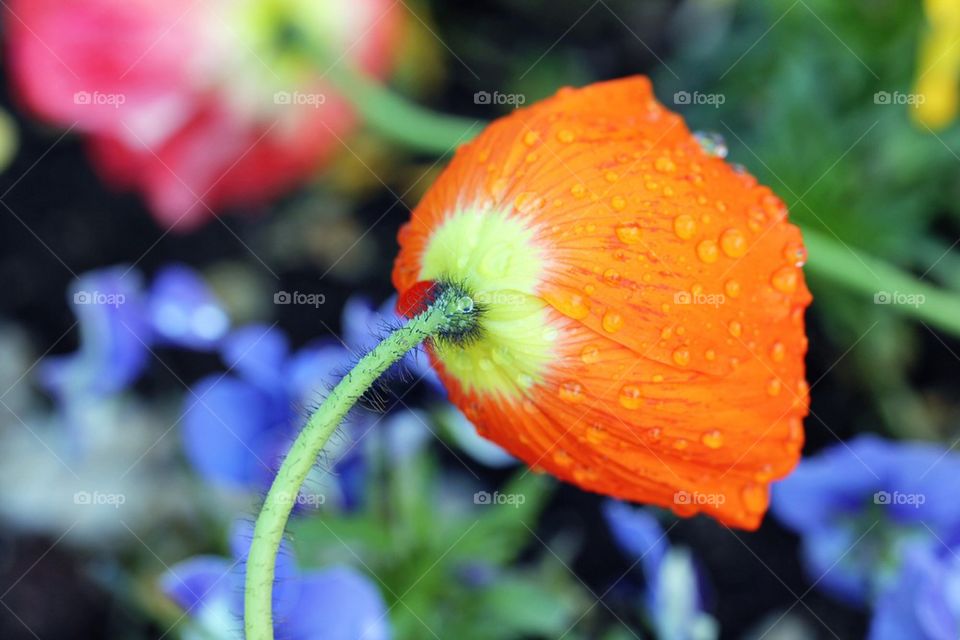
[393,76,811,529]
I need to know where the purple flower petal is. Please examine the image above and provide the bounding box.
[181,374,288,489]
[602,501,667,583]
[40,267,150,399]
[221,324,289,390]
[281,566,390,640]
[148,264,229,350]
[161,555,236,613]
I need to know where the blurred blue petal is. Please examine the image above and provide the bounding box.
[221,324,289,390]
[870,545,960,640]
[283,566,391,640]
[181,375,287,488]
[161,555,235,613]
[603,501,667,582]
[772,435,960,607]
[651,548,718,640]
[40,267,150,399]
[284,340,348,406]
[443,407,515,468]
[149,264,229,350]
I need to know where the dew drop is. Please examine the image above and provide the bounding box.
[728,321,742,338]
[586,424,605,444]
[705,349,716,361]
[581,344,601,364]
[770,341,786,363]
[767,378,782,396]
[673,438,689,450]
[741,482,769,514]
[697,239,719,263]
[611,195,627,211]
[553,450,573,467]
[724,279,742,298]
[556,294,589,319]
[771,266,799,294]
[720,228,748,258]
[616,223,642,244]
[619,384,642,409]
[602,312,624,333]
[783,241,808,267]
[701,430,724,449]
[672,348,691,366]
[651,374,664,383]
[558,380,586,404]
[523,131,539,146]
[673,214,697,240]
[693,131,728,159]
[603,268,621,285]
[571,183,586,198]
[557,129,576,143]
[654,157,676,173]
[605,171,619,183]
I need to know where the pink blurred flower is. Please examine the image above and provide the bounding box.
[6,0,404,229]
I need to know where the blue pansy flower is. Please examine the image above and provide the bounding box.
[181,324,362,503]
[771,435,960,606]
[162,520,390,640]
[40,264,228,402]
[869,543,960,640]
[603,501,718,640]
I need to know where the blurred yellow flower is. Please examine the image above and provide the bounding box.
[913,0,960,129]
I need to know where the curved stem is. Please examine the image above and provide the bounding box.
[803,227,960,336]
[327,65,482,154]
[244,288,476,640]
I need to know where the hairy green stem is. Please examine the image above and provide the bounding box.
[244,288,476,640]
[803,228,960,336]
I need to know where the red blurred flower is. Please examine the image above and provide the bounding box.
[6,0,404,229]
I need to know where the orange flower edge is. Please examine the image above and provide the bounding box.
[392,76,811,530]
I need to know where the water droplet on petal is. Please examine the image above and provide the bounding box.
[557,129,576,143]
[558,380,586,404]
[767,378,782,396]
[616,223,642,244]
[674,214,697,240]
[611,195,627,211]
[571,183,586,198]
[741,482,769,514]
[720,228,748,258]
[693,131,728,158]
[654,157,676,173]
[728,321,742,337]
[603,268,621,285]
[771,266,799,293]
[770,341,786,362]
[581,344,601,364]
[602,312,624,333]
[697,240,719,263]
[553,450,573,467]
[702,430,724,449]
[672,348,691,366]
[724,279,742,298]
[523,131,539,146]
[783,241,808,267]
[619,384,642,409]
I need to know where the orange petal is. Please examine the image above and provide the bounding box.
[393,77,811,529]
